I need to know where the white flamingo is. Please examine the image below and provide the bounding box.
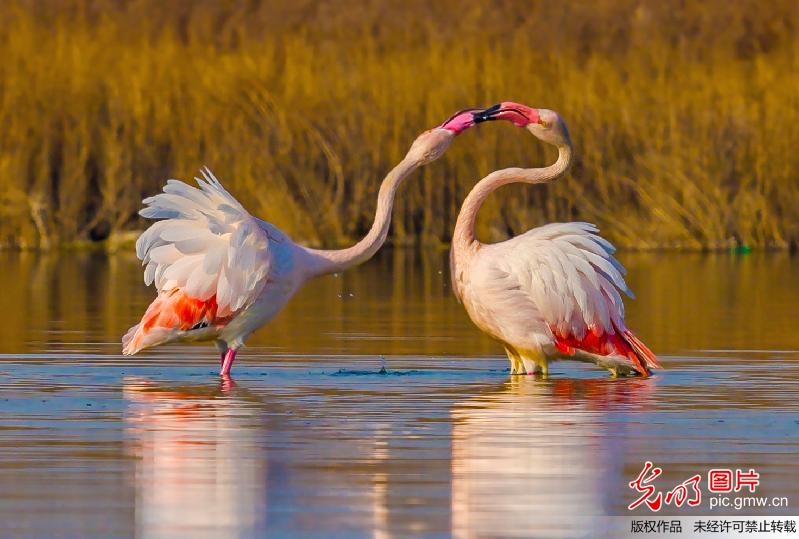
[451,102,661,377]
[122,109,481,375]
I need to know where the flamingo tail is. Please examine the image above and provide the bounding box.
[122,289,222,355]
[621,329,662,370]
[122,323,176,355]
[553,325,661,376]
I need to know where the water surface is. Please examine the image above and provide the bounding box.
[0,250,797,538]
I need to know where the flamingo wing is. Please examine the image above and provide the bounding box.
[470,222,660,374]
[122,167,273,354]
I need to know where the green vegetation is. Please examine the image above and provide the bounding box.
[1,0,797,249]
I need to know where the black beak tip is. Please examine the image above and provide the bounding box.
[472,103,502,123]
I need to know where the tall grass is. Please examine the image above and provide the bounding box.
[1,0,798,249]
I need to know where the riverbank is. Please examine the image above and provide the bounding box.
[0,234,790,253]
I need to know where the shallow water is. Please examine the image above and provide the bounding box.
[0,250,797,538]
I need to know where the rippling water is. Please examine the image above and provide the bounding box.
[0,250,797,538]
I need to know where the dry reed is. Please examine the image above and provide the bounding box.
[1,0,797,250]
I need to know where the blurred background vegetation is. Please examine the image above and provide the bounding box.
[1,0,798,250]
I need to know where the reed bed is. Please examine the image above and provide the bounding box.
[1,0,797,249]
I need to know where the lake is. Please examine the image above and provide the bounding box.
[0,250,797,538]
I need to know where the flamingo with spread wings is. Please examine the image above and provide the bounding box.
[450,102,661,377]
[122,110,481,376]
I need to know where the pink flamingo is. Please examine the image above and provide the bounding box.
[122,110,482,375]
[451,102,661,377]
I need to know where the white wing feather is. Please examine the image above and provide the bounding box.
[136,167,271,317]
[470,222,631,343]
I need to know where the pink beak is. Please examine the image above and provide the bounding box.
[438,102,541,134]
[438,108,481,134]
[474,102,541,127]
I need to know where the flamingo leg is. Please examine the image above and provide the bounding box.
[215,340,228,368]
[519,349,547,377]
[537,361,549,377]
[220,348,237,376]
[504,346,524,375]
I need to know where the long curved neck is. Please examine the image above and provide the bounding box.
[452,141,572,254]
[304,156,421,275]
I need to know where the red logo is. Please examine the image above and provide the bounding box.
[707,468,760,493]
[734,469,760,493]
[628,461,702,511]
[708,469,733,493]
[629,461,664,511]
[629,463,762,511]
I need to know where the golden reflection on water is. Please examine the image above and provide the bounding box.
[124,379,266,538]
[114,372,699,538]
[122,377,397,538]
[451,377,655,538]
[1,250,798,358]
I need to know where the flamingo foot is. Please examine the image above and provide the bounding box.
[220,348,237,376]
[567,350,639,377]
[599,356,638,377]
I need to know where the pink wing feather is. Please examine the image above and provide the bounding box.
[123,167,272,355]
[472,222,659,375]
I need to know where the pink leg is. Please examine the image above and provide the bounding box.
[220,352,226,368]
[220,348,237,376]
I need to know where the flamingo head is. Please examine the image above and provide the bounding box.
[437,108,482,134]
[408,102,569,165]
[474,102,571,146]
[407,128,457,164]
[406,108,481,164]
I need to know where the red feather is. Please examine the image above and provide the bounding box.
[122,289,231,355]
[552,324,660,376]
[141,289,222,332]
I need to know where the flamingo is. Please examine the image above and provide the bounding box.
[450,102,661,377]
[122,109,481,375]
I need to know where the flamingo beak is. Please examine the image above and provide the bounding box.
[438,108,482,134]
[472,103,503,123]
[473,102,541,127]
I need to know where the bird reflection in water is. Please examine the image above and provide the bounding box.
[451,375,655,538]
[123,376,266,539]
